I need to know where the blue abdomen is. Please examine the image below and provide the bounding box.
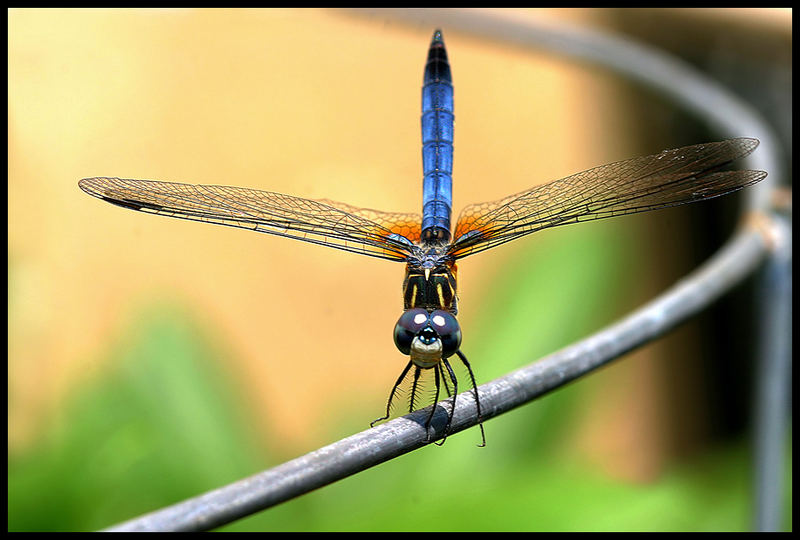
[420,30,453,243]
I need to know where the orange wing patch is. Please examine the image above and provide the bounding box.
[381,215,422,244]
[318,199,422,245]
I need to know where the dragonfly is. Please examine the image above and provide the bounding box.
[79,29,766,447]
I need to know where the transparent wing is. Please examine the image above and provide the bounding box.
[449,138,767,259]
[79,177,422,262]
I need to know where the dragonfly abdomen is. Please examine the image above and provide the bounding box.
[421,29,453,243]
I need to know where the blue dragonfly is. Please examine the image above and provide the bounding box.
[79,30,766,446]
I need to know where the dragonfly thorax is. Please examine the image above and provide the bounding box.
[402,261,458,314]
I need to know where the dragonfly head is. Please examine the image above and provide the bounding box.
[393,308,461,368]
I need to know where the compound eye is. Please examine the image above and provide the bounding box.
[430,310,461,358]
[393,308,430,355]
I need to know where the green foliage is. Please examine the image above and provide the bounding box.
[8,308,269,532]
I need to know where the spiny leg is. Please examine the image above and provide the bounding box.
[456,350,486,447]
[371,360,412,427]
[439,363,453,397]
[434,358,459,447]
[424,365,442,442]
[409,366,423,413]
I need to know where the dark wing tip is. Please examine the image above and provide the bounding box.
[78,177,109,198]
[749,169,769,184]
[734,136,759,146]
[78,177,165,212]
[727,137,760,157]
[78,176,93,190]
[79,176,116,200]
[102,196,165,212]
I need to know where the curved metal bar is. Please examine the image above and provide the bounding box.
[105,10,785,532]
[753,213,792,532]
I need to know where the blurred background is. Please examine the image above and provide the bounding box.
[8,8,791,532]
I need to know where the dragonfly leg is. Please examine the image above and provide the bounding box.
[370,360,412,427]
[409,366,423,413]
[434,358,458,446]
[456,350,486,447]
[440,363,453,397]
[423,366,441,443]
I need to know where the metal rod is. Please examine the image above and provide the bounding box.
[753,213,792,532]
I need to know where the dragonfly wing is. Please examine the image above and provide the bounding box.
[449,138,767,259]
[316,198,422,246]
[79,177,421,262]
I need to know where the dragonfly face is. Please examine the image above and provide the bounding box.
[79,29,766,448]
[394,308,461,368]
